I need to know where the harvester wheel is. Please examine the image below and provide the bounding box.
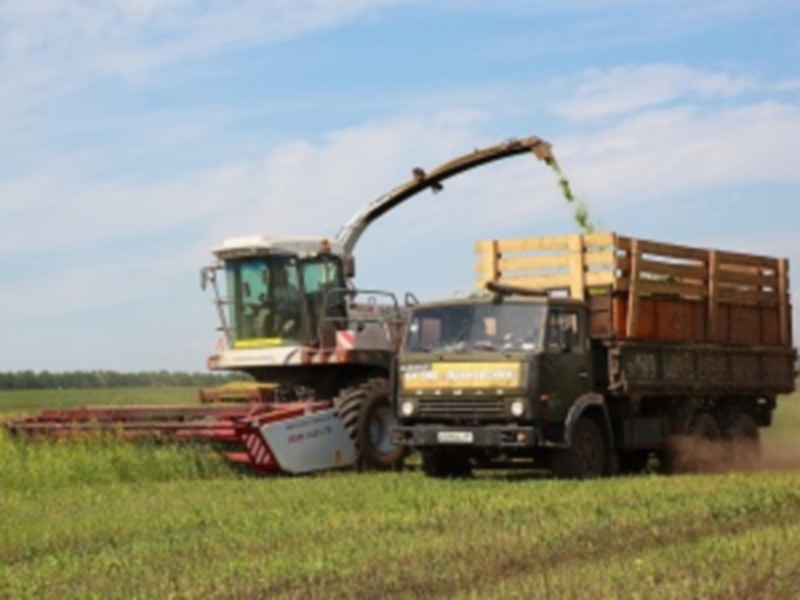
[333,378,406,471]
[552,415,607,479]
[720,412,761,467]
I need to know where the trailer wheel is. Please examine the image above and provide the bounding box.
[552,415,607,479]
[721,412,761,466]
[333,378,406,471]
[421,452,473,479]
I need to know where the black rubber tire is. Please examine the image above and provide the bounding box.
[552,416,607,479]
[661,412,721,474]
[421,452,473,479]
[720,412,761,466]
[332,378,406,471]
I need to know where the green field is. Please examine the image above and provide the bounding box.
[1,388,799,599]
[0,386,198,413]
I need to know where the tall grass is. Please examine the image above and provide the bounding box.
[0,434,237,491]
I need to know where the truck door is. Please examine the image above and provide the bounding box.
[542,306,592,412]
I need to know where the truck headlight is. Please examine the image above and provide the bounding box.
[510,399,525,417]
[400,400,415,417]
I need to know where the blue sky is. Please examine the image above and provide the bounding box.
[1,0,799,371]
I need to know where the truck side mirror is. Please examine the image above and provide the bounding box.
[344,256,356,279]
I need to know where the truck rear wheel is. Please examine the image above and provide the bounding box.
[552,415,607,479]
[421,451,473,479]
[333,378,406,471]
[662,412,720,474]
[721,412,761,466]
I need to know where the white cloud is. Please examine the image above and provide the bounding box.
[558,101,800,205]
[0,0,417,113]
[550,64,755,121]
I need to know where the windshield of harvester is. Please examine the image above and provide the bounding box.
[224,255,344,347]
[403,302,546,354]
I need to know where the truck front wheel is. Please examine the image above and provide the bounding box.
[552,415,607,479]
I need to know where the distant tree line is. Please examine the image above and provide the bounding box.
[0,370,251,390]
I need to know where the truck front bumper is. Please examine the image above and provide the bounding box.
[392,424,540,449]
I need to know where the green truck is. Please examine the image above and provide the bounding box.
[391,232,796,478]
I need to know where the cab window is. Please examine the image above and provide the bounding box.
[547,309,582,353]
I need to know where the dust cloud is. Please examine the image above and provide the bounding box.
[666,437,800,474]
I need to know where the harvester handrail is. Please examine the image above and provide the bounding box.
[319,287,405,347]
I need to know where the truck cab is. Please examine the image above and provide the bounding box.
[392,286,608,478]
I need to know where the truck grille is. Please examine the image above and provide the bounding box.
[417,398,506,418]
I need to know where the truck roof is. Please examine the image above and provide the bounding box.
[412,294,585,310]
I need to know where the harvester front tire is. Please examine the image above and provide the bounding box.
[333,378,406,471]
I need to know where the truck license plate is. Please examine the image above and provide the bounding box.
[437,431,474,443]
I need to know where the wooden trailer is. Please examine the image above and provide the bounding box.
[475,232,796,399]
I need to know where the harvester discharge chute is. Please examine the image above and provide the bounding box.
[5,134,559,476]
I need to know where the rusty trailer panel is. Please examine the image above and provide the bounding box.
[607,341,796,397]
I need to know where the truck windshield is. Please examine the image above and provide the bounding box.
[224,255,346,348]
[404,302,545,353]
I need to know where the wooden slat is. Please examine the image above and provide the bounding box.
[586,272,616,287]
[493,235,575,252]
[638,258,708,282]
[716,268,777,288]
[626,240,642,337]
[636,239,709,262]
[489,249,617,273]
[584,250,617,266]
[482,271,616,291]
[486,274,574,289]
[778,258,790,345]
[708,250,719,343]
[615,235,708,261]
[582,232,616,248]
[475,240,499,285]
[716,250,779,270]
[568,235,585,299]
[495,254,570,271]
[637,279,708,298]
[716,287,779,306]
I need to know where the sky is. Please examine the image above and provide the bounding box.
[1,0,799,371]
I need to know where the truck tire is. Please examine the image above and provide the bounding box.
[720,412,761,466]
[661,412,720,474]
[333,378,406,471]
[421,451,473,479]
[552,415,607,479]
